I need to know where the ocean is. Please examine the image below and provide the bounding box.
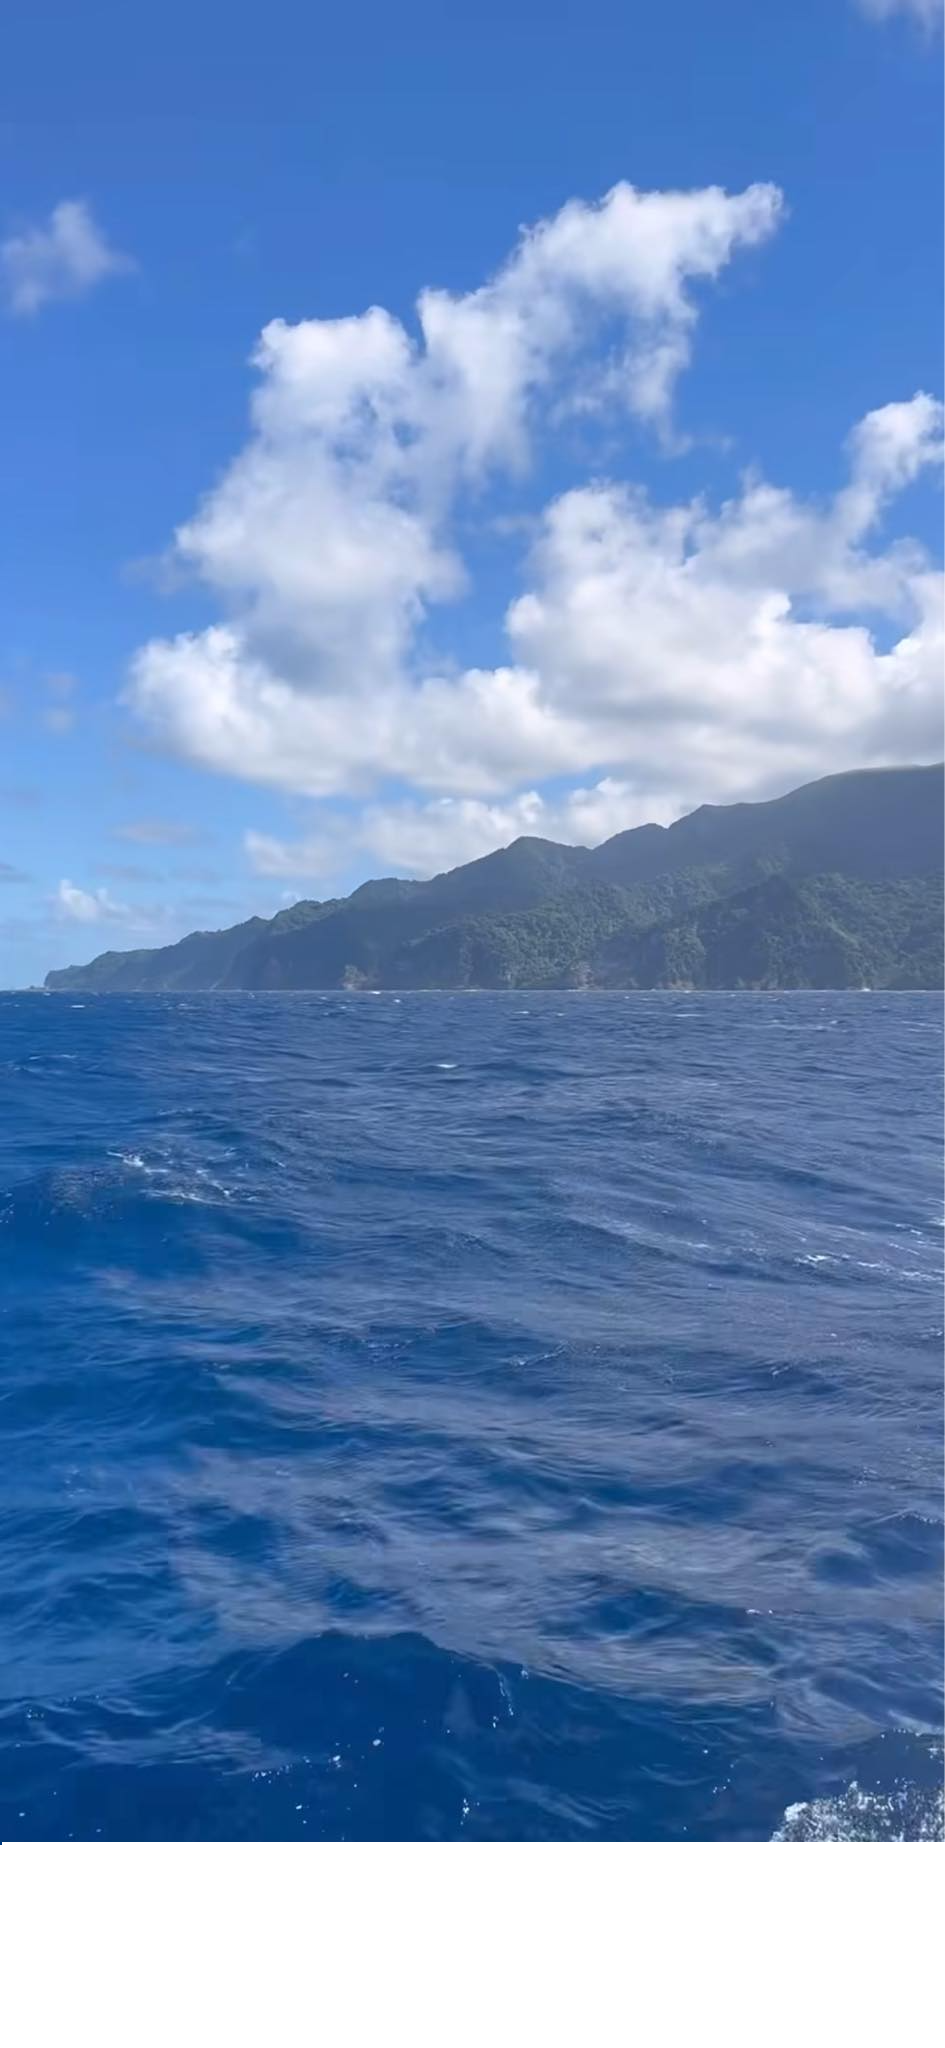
[0,989,941,1842]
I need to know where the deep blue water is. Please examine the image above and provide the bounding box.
[0,990,941,1842]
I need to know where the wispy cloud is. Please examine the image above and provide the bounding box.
[94,861,163,884]
[175,863,222,885]
[856,0,943,27]
[42,705,76,735]
[39,669,79,735]
[0,785,43,809]
[1,199,133,317]
[113,819,202,846]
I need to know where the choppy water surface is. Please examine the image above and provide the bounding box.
[0,991,941,1840]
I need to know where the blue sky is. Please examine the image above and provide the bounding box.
[1,0,942,986]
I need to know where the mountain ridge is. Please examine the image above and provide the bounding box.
[43,763,945,992]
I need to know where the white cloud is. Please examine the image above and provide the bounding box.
[361,780,676,870]
[55,879,129,924]
[140,385,943,852]
[129,178,782,731]
[243,827,339,880]
[856,0,942,27]
[122,184,942,880]
[503,394,944,787]
[1,200,132,316]
[245,780,677,883]
[52,878,239,942]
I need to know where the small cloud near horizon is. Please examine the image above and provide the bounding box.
[54,879,129,924]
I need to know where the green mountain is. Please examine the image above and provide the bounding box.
[44,764,944,992]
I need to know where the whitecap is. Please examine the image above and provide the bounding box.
[773,1781,944,1842]
[109,1150,157,1175]
[435,1061,458,1070]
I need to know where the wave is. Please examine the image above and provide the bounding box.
[0,989,941,1839]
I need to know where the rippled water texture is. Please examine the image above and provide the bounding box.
[0,991,941,1840]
